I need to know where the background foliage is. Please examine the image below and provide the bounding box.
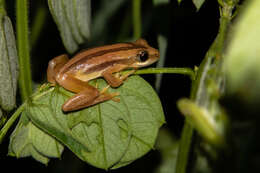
[1,0,260,173]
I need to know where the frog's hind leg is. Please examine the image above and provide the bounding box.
[47,54,69,85]
[56,74,118,112]
[62,89,99,112]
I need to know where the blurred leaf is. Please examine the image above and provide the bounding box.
[183,45,227,146]
[194,155,212,173]
[0,108,4,127]
[8,111,64,165]
[225,0,260,101]
[154,128,179,173]
[193,0,205,10]
[153,0,170,6]
[48,0,91,53]
[0,15,19,111]
[22,76,165,169]
[177,98,225,147]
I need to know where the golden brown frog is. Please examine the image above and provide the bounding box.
[47,39,159,112]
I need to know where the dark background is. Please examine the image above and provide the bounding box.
[0,0,225,172]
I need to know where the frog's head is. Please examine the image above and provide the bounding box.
[130,39,160,68]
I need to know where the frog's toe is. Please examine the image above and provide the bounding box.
[110,93,120,102]
[100,85,110,94]
[99,85,120,102]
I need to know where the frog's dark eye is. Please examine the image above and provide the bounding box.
[139,51,148,62]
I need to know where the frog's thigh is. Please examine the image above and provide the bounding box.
[102,64,130,87]
[56,74,100,112]
[47,54,69,84]
[62,90,99,112]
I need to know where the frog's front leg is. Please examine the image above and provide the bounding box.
[56,74,118,112]
[47,54,69,85]
[102,65,136,87]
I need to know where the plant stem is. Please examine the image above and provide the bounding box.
[175,2,236,173]
[0,0,5,15]
[132,0,141,39]
[155,35,168,91]
[176,121,194,172]
[0,103,26,144]
[135,67,195,80]
[31,5,47,48]
[16,0,32,101]
[0,0,4,7]
[175,76,196,173]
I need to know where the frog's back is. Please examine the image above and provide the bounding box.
[59,42,145,75]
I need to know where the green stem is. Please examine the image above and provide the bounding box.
[0,0,4,7]
[175,77,196,173]
[17,0,32,101]
[31,5,47,47]
[135,67,195,80]
[0,0,5,14]
[132,0,141,39]
[176,121,194,173]
[0,103,26,144]
[155,35,168,91]
[175,2,236,173]
[215,4,233,54]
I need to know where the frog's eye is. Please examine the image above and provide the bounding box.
[138,51,149,62]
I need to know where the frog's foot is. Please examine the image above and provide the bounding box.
[115,70,136,81]
[99,85,110,94]
[100,85,120,102]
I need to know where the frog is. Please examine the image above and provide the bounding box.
[47,39,159,112]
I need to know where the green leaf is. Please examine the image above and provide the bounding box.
[74,0,91,39]
[0,15,19,111]
[8,111,64,165]
[225,0,260,101]
[24,76,165,169]
[47,0,91,53]
[193,0,205,10]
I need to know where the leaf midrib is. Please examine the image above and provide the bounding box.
[97,103,108,168]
